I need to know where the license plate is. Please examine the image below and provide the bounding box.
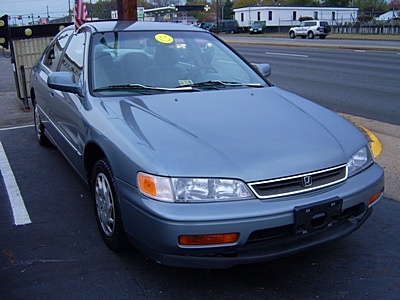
[294,198,343,236]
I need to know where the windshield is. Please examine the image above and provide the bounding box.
[90,30,267,94]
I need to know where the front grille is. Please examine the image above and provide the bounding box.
[247,225,293,244]
[246,203,366,245]
[248,164,347,199]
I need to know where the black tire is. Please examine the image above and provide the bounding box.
[319,35,327,39]
[92,159,127,251]
[289,31,296,39]
[307,31,315,39]
[33,101,51,146]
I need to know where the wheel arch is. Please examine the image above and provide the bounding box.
[30,87,36,105]
[84,142,107,185]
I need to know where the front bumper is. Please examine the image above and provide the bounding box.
[118,163,384,269]
[137,208,372,269]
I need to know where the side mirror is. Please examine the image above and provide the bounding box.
[252,63,271,78]
[47,72,82,95]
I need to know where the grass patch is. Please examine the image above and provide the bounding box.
[237,32,400,41]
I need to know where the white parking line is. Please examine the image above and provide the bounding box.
[0,124,34,131]
[0,142,31,225]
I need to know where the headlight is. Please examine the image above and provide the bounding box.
[347,146,374,177]
[138,172,253,203]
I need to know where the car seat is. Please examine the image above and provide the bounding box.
[143,46,188,88]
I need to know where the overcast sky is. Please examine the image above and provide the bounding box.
[0,0,99,20]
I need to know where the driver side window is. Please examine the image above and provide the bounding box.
[43,30,73,72]
[60,33,86,83]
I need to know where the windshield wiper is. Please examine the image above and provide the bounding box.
[93,84,200,93]
[179,80,264,89]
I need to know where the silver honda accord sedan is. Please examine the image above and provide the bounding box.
[30,21,384,269]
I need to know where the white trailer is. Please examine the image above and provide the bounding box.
[234,6,359,29]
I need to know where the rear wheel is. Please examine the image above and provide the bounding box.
[307,31,315,39]
[92,159,127,251]
[33,101,50,146]
[319,35,327,39]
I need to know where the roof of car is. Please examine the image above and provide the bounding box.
[79,20,206,33]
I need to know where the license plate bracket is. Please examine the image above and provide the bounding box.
[294,198,343,236]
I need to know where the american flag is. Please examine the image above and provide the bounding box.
[74,0,88,30]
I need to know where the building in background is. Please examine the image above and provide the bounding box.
[234,6,359,32]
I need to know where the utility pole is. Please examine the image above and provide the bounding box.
[216,0,219,33]
[117,0,137,21]
[68,0,71,22]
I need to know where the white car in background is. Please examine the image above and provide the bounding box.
[289,20,332,39]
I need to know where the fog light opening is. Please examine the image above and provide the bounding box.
[178,233,239,246]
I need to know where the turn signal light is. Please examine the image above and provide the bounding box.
[368,191,382,206]
[138,173,157,197]
[178,233,239,246]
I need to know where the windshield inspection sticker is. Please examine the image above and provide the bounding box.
[155,33,174,44]
[179,80,193,86]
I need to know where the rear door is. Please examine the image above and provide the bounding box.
[32,29,73,131]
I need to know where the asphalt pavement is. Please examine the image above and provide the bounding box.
[221,35,400,52]
[0,41,399,202]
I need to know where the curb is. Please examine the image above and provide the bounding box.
[354,123,383,158]
[339,113,383,159]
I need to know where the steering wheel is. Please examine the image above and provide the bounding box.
[187,66,218,79]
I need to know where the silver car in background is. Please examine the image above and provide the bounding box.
[30,21,384,269]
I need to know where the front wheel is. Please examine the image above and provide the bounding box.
[289,31,296,39]
[92,159,127,251]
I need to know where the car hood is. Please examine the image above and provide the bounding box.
[102,87,366,182]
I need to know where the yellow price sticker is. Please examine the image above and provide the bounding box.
[155,34,174,44]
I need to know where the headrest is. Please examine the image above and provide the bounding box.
[95,52,113,65]
[154,46,178,66]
